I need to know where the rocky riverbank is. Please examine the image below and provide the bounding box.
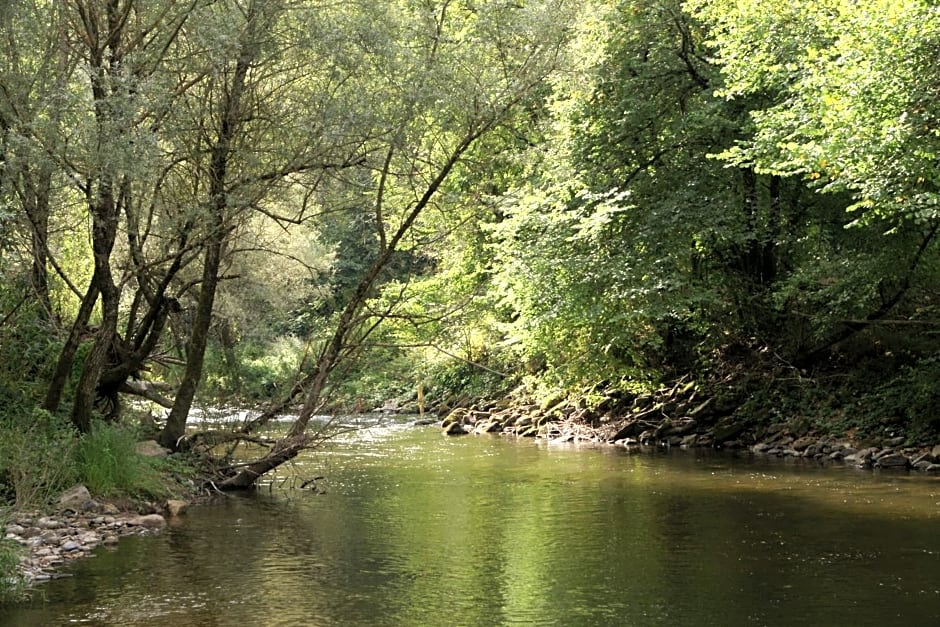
[2,485,189,586]
[437,380,940,474]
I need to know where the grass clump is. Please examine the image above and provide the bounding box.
[76,421,167,499]
[0,408,78,511]
[0,532,26,603]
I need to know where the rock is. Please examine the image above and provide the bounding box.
[165,500,188,517]
[790,436,817,452]
[713,420,746,445]
[79,532,100,545]
[873,448,896,460]
[39,530,58,543]
[912,452,937,466]
[60,540,81,552]
[57,485,92,511]
[135,440,171,458]
[129,514,167,529]
[875,453,910,469]
[79,499,104,513]
[924,464,940,473]
[442,421,467,436]
[518,426,538,437]
[931,444,940,459]
[752,443,773,454]
[802,443,822,457]
[37,517,63,530]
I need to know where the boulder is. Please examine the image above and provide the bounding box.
[57,485,93,511]
[712,420,746,445]
[875,453,910,469]
[790,436,817,452]
[135,440,171,458]
[442,421,467,436]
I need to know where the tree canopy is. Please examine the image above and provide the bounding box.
[1,0,939,487]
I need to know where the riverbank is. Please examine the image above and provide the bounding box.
[437,373,940,474]
[2,484,192,586]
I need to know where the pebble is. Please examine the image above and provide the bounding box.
[3,509,171,585]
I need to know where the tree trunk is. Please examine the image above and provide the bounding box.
[158,9,259,449]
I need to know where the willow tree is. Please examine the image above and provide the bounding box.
[28,1,205,430]
[218,0,580,487]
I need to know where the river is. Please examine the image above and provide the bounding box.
[2,416,940,625]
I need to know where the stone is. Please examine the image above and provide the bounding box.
[875,453,910,469]
[57,485,92,511]
[873,448,895,460]
[924,464,940,473]
[61,540,81,552]
[713,421,747,444]
[39,530,58,543]
[912,453,937,466]
[442,421,467,436]
[931,444,940,459]
[802,444,821,457]
[135,440,171,458]
[165,500,188,517]
[129,514,167,529]
[790,436,817,451]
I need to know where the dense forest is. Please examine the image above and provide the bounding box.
[1,0,939,498]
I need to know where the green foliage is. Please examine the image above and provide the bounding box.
[203,336,308,402]
[76,422,166,499]
[690,0,940,226]
[0,407,77,510]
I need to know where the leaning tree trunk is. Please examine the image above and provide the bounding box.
[219,127,490,489]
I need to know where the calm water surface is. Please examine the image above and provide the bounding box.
[3,418,940,626]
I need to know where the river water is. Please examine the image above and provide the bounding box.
[3,417,940,626]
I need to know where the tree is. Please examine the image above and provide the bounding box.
[689,0,940,359]
[219,0,579,487]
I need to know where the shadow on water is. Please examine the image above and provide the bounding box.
[3,424,940,626]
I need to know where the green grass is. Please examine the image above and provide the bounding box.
[76,422,167,499]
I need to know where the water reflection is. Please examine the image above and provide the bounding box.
[3,424,940,625]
